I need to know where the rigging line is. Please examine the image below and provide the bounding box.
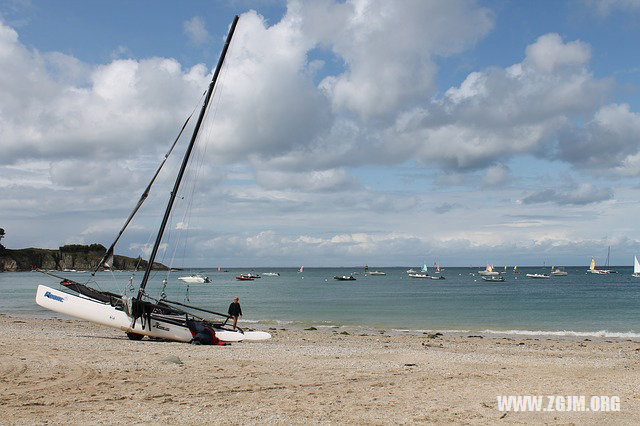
[157,24,235,274]
[90,93,206,279]
[137,15,239,303]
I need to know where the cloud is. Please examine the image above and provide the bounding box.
[254,168,358,192]
[558,103,640,176]
[391,32,611,172]
[587,0,640,16]
[521,183,613,206]
[0,19,210,166]
[483,164,511,187]
[300,0,494,120]
[433,202,462,214]
[524,33,590,74]
[183,16,210,45]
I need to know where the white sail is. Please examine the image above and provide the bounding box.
[633,256,640,277]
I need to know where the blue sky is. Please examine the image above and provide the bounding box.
[1,0,640,267]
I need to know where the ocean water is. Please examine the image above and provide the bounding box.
[2,267,639,338]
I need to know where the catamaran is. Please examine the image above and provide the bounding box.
[35,16,270,344]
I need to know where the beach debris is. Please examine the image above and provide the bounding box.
[340,331,349,335]
[468,335,483,339]
[304,327,317,331]
[404,363,417,367]
[163,355,182,365]
[425,332,443,339]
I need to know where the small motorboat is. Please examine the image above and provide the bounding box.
[334,275,356,281]
[525,273,550,279]
[481,276,505,282]
[406,268,417,273]
[235,274,254,281]
[178,274,210,284]
[262,272,280,276]
[408,273,429,279]
[368,271,386,276]
[429,275,445,280]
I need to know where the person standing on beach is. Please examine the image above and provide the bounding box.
[228,296,242,329]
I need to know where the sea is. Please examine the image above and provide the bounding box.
[2,266,639,339]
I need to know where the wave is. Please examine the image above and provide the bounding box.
[478,329,640,339]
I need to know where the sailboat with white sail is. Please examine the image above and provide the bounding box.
[35,16,270,344]
[633,256,640,278]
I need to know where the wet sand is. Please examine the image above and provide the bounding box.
[1,315,639,424]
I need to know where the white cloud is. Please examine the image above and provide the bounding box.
[302,0,494,119]
[524,33,590,74]
[587,0,640,16]
[390,32,610,171]
[483,164,511,187]
[183,16,210,45]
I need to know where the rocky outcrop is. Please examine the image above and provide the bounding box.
[0,244,169,272]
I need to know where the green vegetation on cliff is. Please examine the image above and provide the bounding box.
[0,244,169,272]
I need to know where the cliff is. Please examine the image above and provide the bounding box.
[0,244,169,272]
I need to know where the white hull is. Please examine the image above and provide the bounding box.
[178,275,209,284]
[526,274,550,279]
[35,285,269,342]
[478,271,499,276]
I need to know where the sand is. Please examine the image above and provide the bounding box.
[0,315,639,425]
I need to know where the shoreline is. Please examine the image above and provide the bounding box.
[5,310,640,342]
[1,314,639,424]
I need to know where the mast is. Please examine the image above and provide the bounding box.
[136,15,239,303]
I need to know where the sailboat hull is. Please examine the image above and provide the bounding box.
[35,285,254,342]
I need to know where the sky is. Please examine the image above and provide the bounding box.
[2,0,640,268]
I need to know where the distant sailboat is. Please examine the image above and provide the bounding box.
[551,266,568,276]
[513,265,519,274]
[588,248,615,274]
[298,265,304,273]
[478,263,499,276]
[633,256,640,278]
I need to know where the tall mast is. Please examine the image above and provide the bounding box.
[136,15,239,301]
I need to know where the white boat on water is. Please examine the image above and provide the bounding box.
[551,266,568,276]
[589,247,617,274]
[633,256,640,278]
[482,275,504,282]
[178,274,210,284]
[262,272,280,277]
[406,268,417,274]
[526,273,550,279]
[408,273,429,278]
[34,16,270,345]
[588,257,610,274]
[368,271,386,276]
[478,263,499,276]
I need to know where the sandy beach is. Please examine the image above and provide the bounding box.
[0,315,638,424]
